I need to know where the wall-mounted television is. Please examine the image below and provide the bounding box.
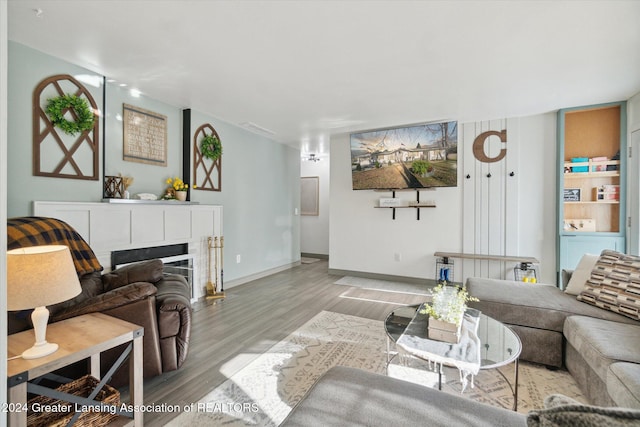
[350,121,458,190]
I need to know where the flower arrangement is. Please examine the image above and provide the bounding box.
[162,177,196,200]
[421,283,478,327]
[166,176,189,192]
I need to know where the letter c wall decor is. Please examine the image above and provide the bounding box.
[472,129,507,163]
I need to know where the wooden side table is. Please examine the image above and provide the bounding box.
[7,313,144,426]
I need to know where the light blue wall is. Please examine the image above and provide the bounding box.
[189,110,301,282]
[104,83,182,196]
[8,42,104,216]
[7,41,301,282]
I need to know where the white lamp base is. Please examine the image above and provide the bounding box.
[22,305,59,359]
[22,341,59,359]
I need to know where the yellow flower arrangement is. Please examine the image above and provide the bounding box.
[166,176,189,192]
[163,177,196,200]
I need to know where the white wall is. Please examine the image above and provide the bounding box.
[329,132,463,280]
[1,0,8,415]
[301,158,330,256]
[626,92,640,254]
[329,113,557,285]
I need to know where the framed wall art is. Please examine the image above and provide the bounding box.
[123,103,167,166]
[301,176,319,216]
[563,188,581,202]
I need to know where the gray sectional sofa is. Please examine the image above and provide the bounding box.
[282,366,640,426]
[281,366,527,427]
[283,250,640,425]
[466,249,640,408]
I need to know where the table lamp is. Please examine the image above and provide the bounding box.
[7,245,82,359]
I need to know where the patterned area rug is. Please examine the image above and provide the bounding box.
[168,310,585,426]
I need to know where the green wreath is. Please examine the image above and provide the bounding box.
[201,134,222,161]
[45,94,96,136]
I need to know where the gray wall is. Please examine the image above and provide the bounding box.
[7,41,300,284]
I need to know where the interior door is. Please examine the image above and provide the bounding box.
[629,129,640,255]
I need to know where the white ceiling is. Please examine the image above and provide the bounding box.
[8,0,640,155]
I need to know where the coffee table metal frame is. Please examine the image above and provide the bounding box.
[384,304,522,411]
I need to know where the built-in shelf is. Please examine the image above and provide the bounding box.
[564,172,620,179]
[564,201,619,205]
[375,189,436,220]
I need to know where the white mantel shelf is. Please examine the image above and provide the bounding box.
[102,198,200,205]
[33,201,222,301]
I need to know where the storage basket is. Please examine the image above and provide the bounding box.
[27,375,120,427]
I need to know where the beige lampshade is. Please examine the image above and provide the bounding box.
[7,245,82,310]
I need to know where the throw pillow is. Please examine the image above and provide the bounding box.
[527,394,640,427]
[577,250,640,321]
[564,254,599,295]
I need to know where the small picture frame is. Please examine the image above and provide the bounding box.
[563,188,581,202]
[301,176,319,216]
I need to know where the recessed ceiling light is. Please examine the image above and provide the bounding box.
[119,83,127,87]
[130,89,141,98]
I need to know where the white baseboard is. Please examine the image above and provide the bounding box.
[224,261,301,289]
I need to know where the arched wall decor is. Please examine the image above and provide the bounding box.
[32,74,99,180]
[193,123,222,191]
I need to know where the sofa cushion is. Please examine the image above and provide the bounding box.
[578,250,640,321]
[281,366,526,427]
[564,316,640,382]
[466,278,635,333]
[608,363,640,409]
[527,394,640,427]
[565,253,598,295]
[48,271,104,317]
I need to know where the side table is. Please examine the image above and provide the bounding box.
[7,313,144,426]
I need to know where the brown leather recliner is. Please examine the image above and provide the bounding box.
[7,217,192,385]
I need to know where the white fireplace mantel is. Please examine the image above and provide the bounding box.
[33,201,223,301]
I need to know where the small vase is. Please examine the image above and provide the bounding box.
[176,191,187,201]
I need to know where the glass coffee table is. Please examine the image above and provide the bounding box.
[385,304,522,410]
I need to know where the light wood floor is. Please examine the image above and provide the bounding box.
[141,259,428,426]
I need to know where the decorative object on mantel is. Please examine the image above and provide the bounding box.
[33,74,99,180]
[123,103,167,166]
[136,193,158,201]
[193,123,222,191]
[104,175,125,199]
[163,176,193,201]
[206,236,225,300]
[420,283,478,343]
[120,174,134,199]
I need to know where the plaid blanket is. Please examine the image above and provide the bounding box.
[8,216,103,276]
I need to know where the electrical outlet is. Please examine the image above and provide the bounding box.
[236,254,241,264]
[394,253,402,262]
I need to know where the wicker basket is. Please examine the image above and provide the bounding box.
[27,375,120,427]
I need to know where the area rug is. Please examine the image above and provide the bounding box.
[167,310,585,427]
[335,275,432,296]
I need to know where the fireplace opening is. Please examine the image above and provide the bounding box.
[111,243,195,300]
